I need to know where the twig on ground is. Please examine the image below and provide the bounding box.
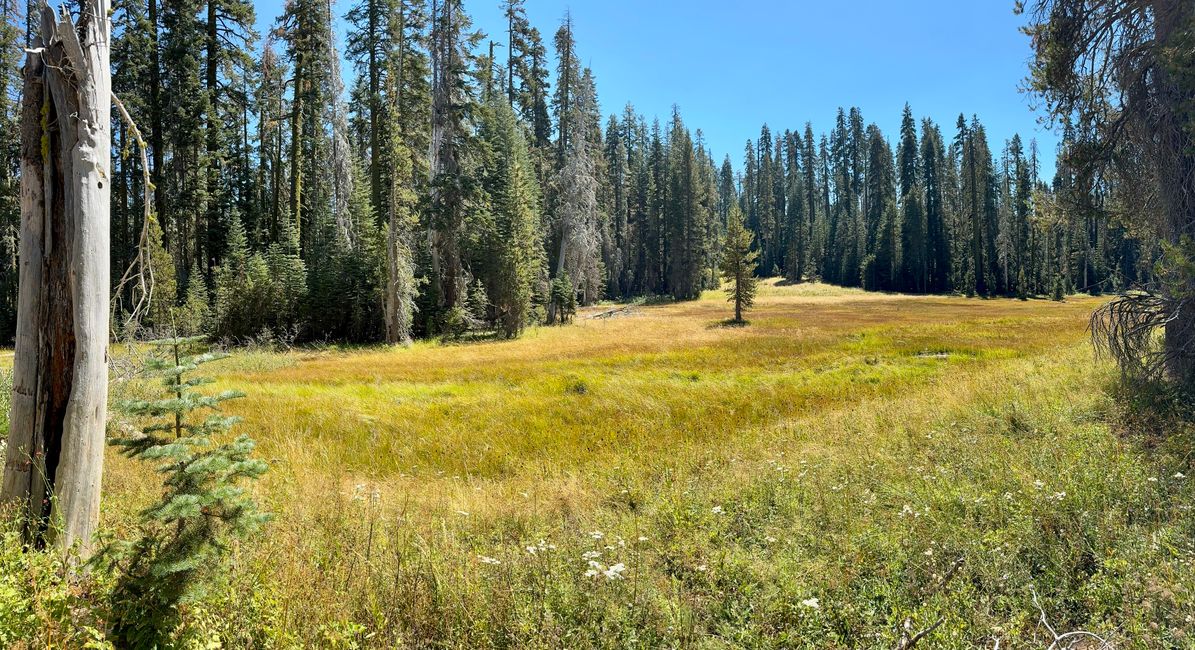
[1031,586,1116,650]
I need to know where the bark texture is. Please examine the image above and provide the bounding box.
[1,0,111,560]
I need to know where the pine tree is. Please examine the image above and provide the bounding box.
[279,0,334,252]
[551,12,579,165]
[481,96,542,338]
[897,106,926,292]
[212,218,276,339]
[254,40,288,243]
[721,204,758,323]
[146,215,179,331]
[382,0,430,343]
[783,130,807,282]
[548,59,602,322]
[160,0,210,275]
[103,337,268,646]
[603,113,630,297]
[503,0,550,149]
[427,0,482,326]
[863,125,899,290]
[0,0,23,342]
[202,0,257,271]
[346,0,398,219]
[178,262,211,335]
[665,109,709,300]
[921,118,950,292]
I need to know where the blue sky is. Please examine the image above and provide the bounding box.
[257,0,1059,179]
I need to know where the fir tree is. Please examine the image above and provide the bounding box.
[146,216,179,331]
[482,96,543,338]
[103,337,268,646]
[178,263,211,335]
[721,204,758,324]
[0,0,19,342]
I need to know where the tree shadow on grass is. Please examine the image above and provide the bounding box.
[709,319,751,329]
[1106,377,1195,450]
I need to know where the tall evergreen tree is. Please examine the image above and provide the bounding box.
[427,0,481,326]
[0,0,17,341]
[721,204,758,324]
[920,118,950,292]
[897,105,927,292]
[481,96,543,337]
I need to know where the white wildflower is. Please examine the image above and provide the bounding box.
[590,530,604,540]
[711,506,724,515]
[603,563,626,580]
[800,597,820,610]
[478,555,501,566]
[582,550,601,561]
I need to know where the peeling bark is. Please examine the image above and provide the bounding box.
[1,0,111,560]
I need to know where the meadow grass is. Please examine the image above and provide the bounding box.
[5,281,1195,648]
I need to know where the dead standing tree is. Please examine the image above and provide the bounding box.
[1,0,111,560]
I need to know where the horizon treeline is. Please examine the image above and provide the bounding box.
[0,0,1155,344]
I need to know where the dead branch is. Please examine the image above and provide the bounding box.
[588,305,636,320]
[1090,287,1185,381]
[1031,586,1116,650]
[110,91,155,336]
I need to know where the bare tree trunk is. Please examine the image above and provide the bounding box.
[1,0,111,561]
[546,228,567,324]
[383,1,412,346]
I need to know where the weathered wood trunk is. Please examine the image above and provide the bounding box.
[384,198,414,346]
[1,0,111,560]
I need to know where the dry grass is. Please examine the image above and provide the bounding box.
[138,283,1101,493]
[10,281,1195,648]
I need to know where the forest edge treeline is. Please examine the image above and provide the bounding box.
[0,0,1156,346]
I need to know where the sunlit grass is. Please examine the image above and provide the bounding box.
[76,282,1195,646]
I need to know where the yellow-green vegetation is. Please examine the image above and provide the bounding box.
[5,281,1195,648]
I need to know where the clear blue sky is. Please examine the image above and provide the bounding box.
[256,0,1059,179]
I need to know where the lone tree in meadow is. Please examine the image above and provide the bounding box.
[721,204,759,324]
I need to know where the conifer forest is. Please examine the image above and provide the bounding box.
[0,0,1158,345]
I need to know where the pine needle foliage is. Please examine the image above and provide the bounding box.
[101,336,268,645]
[720,204,759,323]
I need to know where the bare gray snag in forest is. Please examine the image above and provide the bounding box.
[1,0,111,560]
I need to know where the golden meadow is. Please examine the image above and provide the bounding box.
[5,281,1194,648]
